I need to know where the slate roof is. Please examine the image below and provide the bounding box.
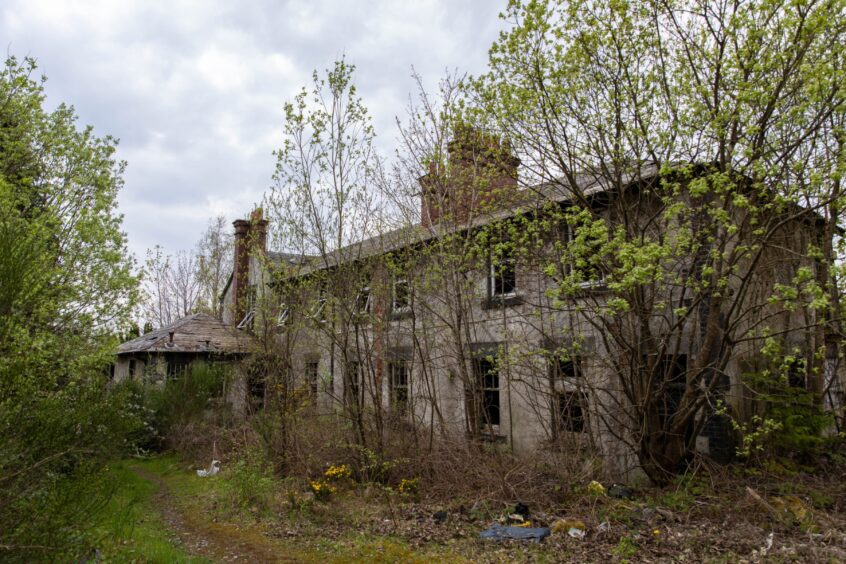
[287,164,664,276]
[117,313,254,355]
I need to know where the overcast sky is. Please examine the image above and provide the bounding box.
[1,0,505,260]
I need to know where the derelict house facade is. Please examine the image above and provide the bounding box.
[222,129,842,480]
[115,313,253,382]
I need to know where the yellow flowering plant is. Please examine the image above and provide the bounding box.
[309,479,337,501]
[323,464,352,481]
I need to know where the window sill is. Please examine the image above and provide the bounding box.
[388,309,413,321]
[480,431,507,444]
[483,293,524,310]
[576,281,608,292]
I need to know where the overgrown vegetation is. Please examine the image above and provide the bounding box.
[0,56,143,561]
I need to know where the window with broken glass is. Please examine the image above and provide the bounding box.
[391,278,410,314]
[311,283,328,322]
[276,303,290,331]
[237,285,258,330]
[473,357,501,428]
[167,359,190,380]
[549,354,586,434]
[346,360,362,403]
[557,391,586,433]
[489,248,517,299]
[389,360,410,416]
[305,361,319,397]
[355,287,371,315]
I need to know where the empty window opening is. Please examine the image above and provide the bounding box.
[312,285,328,322]
[550,354,581,381]
[247,370,266,411]
[305,361,319,397]
[356,287,371,315]
[346,360,362,403]
[389,361,410,416]
[473,357,501,427]
[167,359,189,380]
[276,305,290,330]
[392,278,410,313]
[557,392,586,433]
[490,251,517,298]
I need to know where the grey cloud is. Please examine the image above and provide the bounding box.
[1,0,505,260]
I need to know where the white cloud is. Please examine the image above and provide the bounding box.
[1,0,505,260]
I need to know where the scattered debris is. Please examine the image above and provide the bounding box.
[608,484,634,499]
[479,523,551,543]
[763,532,774,554]
[771,495,811,525]
[597,521,611,533]
[196,460,220,477]
[514,501,530,518]
[747,487,814,528]
[587,480,606,496]
[569,527,586,539]
[433,510,447,524]
[550,518,586,539]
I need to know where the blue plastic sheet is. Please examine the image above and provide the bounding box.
[479,523,551,543]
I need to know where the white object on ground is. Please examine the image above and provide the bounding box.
[196,460,220,477]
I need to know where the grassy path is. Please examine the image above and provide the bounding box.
[130,465,296,563]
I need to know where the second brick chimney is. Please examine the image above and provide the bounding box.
[420,125,520,228]
[231,208,268,325]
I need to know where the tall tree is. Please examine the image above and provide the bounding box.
[267,58,385,456]
[196,215,234,318]
[472,0,846,481]
[0,55,142,558]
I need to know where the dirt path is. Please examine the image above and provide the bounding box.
[132,467,301,563]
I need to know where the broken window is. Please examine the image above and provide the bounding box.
[167,359,189,380]
[392,278,410,314]
[247,367,266,411]
[305,361,319,397]
[346,360,362,403]
[389,361,410,416]
[311,284,328,322]
[473,357,501,428]
[550,354,581,381]
[237,285,258,330]
[355,287,371,315]
[489,249,517,298]
[557,391,586,433]
[276,304,289,331]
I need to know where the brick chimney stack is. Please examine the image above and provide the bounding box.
[232,218,251,325]
[249,208,268,255]
[420,125,520,228]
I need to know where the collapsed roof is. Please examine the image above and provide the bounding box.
[117,313,255,355]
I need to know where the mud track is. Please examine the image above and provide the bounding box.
[132,466,300,563]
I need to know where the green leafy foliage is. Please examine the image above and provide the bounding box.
[135,363,229,448]
[0,55,142,560]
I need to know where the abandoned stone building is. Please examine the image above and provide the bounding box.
[115,313,253,382]
[220,130,843,480]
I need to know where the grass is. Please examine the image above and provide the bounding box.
[94,460,208,563]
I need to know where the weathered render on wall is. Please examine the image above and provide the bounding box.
[221,132,841,481]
